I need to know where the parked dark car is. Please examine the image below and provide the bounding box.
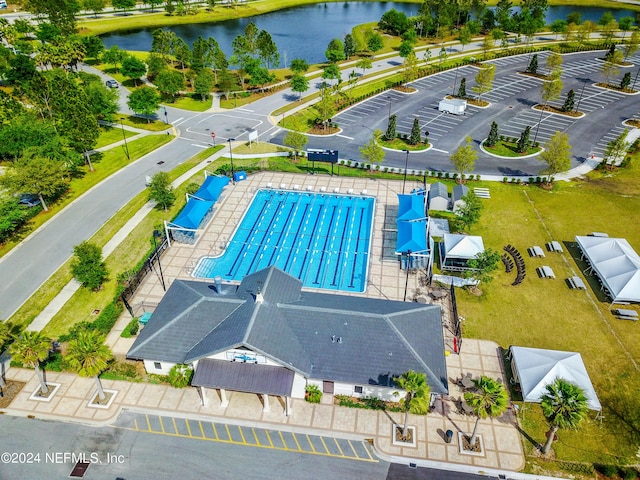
[18,194,40,208]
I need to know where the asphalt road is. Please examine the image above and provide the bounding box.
[0,415,499,480]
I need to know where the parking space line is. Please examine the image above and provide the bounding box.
[185,419,193,437]
[318,436,330,455]
[306,434,316,453]
[252,428,261,446]
[146,415,152,432]
[133,418,139,431]
[159,417,165,434]
[265,430,274,447]
[199,422,206,439]
[291,433,303,451]
[225,424,233,442]
[334,438,345,456]
[172,417,178,436]
[211,422,219,440]
[279,431,288,449]
[238,426,247,444]
[347,440,359,458]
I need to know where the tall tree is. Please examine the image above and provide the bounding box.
[0,154,68,211]
[148,171,175,211]
[9,331,51,394]
[155,69,184,101]
[472,64,495,101]
[359,130,385,170]
[624,29,640,61]
[290,58,309,74]
[464,376,508,446]
[561,89,575,112]
[384,114,397,141]
[194,69,215,101]
[25,0,80,35]
[456,191,484,232]
[83,0,105,16]
[325,38,345,63]
[601,50,623,85]
[402,51,419,84]
[458,26,472,51]
[71,241,108,291]
[602,128,630,167]
[66,330,113,401]
[283,131,308,161]
[395,370,430,439]
[540,378,588,455]
[120,56,147,86]
[539,131,572,184]
[466,249,501,283]
[545,52,563,77]
[409,117,421,145]
[367,33,384,56]
[485,121,499,147]
[517,126,531,153]
[127,86,161,122]
[256,29,279,69]
[343,33,356,60]
[290,73,309,100]
[526,53,538,74]
[101,45,124,72]
[356,57,372,76]
[450,136,478,180]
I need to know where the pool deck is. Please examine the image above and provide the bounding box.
[6,172,523,472]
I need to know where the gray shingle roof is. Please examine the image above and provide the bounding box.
[429,182,449,200]
[127,266,448,394]
[452,184,469,203]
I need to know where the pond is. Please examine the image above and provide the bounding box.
[101,2,638,65]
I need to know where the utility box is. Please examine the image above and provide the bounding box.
[438,98,467,115]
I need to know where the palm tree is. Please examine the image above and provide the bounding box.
[66,330,113,402]
[540,378,588,455]
[9,331,51,394]
[0,321,11,349]
[395,370,431,439]
[464,375,509,446]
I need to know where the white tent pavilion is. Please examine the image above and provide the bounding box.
[510,346,601,411]
[440,234,485,271]
[576,236,640,304]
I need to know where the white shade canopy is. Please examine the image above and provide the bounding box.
[510,346,601,411]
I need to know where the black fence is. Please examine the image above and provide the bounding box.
[450,283,462,354]
[120,234,169,316]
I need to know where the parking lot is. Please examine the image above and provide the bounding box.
[286,51,640,175]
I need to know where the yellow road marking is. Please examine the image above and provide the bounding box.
[347,440,358,458]
[185,419,193,437]
[265,430,274,447]
[291,433,302,451]
[159,417,165,434]
[238,426,247,444]
[133,418,139,431]
[212,423,219,440]
[279,431,288,449]
[225,424,232,442]
[172,417,179,436]
[334,438,345,456]
[362,443,375,461]
[252,428,261,446]
[199,422,206,439]
[319,436,330,454]
[146,415,152,432]
[306,434,316,453]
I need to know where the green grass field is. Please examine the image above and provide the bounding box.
[95,125,137,149]
[454,163,640,468]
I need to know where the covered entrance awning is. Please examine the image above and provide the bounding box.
[192,359,295,397]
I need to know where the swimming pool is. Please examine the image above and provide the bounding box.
[192,189,375,292]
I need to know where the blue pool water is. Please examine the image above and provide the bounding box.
[192,189,375,292]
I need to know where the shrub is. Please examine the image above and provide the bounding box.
[621,468,638,480]
[475,174,481,180]
[503,177,508,183]
[103,360,139,380]
[536,176,541,183]
[453,173,458,179]
[185,182,200,195]
[305,384,322,403]
[168,364,193,388]
[444,172,450,178]
[120,318,140,338]
[595,464,619,477]
[528,177,534,183]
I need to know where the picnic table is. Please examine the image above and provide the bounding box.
[613,309,638,320]
[547,241,563,253]
[569,276,586,290]
[537,266,555,279]
[528,246,545,257]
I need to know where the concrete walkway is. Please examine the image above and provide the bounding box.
[2,338,524,473]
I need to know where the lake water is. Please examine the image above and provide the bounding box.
[101,2,638,65]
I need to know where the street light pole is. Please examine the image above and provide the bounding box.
[119,117,130,161]
[163,106,168,124]
[228,138,235,184]
[532,105,545,146]
[575,78,588,113]
[402,149,410,194]
[632,67,640,91]
[152,230,166,291]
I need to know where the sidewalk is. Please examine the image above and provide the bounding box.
[2,338,525,473]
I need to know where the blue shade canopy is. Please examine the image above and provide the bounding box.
[194,175,230,202]
[396,220,427,253]
[397,194,425,221]
[172,198,215,230]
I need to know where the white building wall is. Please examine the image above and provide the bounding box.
[307,378,406,402]
[291,373,307,399]
[143,359,175,375]
[429,197,449,212]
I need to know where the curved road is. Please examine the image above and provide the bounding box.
[1,38,637,320]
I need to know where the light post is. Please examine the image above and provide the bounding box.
[152,230,166,291]
[532,105,545,146]
[575,78,588,114]
[403,249,412,301]
[228,138,235,184]
[632,67,640,91]
[402,149,410,195]
[119,117,130,161]
[387,95,392,119]
[163,106,168,124]
[452,66,459,96]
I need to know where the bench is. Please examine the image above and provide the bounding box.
[613,309,638,321]
[547,240,563,253]
[537,266,555,279]
[528,246,545,258]
[568,276,586,290]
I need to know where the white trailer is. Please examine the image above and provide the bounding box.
[438,98,467,115]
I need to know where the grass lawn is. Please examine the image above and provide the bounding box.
[95,125,137,149]
[37,146,223,338]
[454,161,640,468]
[483,140,542,157]
[379,137,429,152]
[0,134,173,262]
[163,94,212,112]
[120,114,172,132]
[232,142,290,155]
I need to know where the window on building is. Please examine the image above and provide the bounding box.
[354,385,363,394]
[154,362,161,370]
